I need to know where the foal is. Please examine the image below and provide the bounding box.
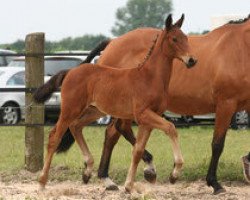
[36,14,196,192]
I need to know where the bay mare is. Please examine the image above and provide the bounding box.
[34,15,196,192]
[55,15,250,194]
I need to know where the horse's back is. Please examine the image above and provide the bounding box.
[99,28,161,68]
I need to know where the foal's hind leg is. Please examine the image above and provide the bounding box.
[69,106,105,184]
[39,118,70,188]
[114,119,156,183]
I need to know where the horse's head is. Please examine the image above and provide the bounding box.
[162,14,197,68]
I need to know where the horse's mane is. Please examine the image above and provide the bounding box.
[228,14,250,24]
[137,34,159,70]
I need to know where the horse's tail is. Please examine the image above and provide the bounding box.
[33,70,69,103]
[55,39,111,154]
[81,39,111,64]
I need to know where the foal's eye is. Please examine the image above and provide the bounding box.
[173,37,178,43]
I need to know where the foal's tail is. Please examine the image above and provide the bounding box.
[33,70,69,103]
[54,39,111,154]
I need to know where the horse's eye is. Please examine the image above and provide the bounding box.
[173,37,178,43]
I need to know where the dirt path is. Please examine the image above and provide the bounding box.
[0,180,249,200]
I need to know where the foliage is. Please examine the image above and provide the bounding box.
[0,34,109,52]
[111,0,172,36]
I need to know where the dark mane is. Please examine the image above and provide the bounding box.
[228,14,250,24]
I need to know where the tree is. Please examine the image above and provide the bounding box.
[0,34,109,52]
[111,0,172,36]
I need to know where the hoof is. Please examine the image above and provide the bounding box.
[39,183,45,191]
[144,168,156,183]
[106,184,119,191]
[242,155,250,183]
[82,174,91,184]
[169,173,178,184]
[213,187,226,195]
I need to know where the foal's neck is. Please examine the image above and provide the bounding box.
[142,31,174,87]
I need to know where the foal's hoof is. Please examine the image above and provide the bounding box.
[169,173,178,184]
[39,183,46,191]
[82,174,91,184]
[213,187,226,195]
[144,168,157,183]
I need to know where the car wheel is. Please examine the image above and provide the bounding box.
[231,111,249,130]
[0,102,21,124]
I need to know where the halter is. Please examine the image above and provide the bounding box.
[137,34,159,70]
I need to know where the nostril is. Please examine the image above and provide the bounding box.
[186,57,197,68]
[188,57,195,64]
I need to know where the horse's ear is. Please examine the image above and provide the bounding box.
[174,14,185,28]
[165,14,173,30]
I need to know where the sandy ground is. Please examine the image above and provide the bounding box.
[0,180,250,200]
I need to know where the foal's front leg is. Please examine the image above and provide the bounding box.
[138,109,184,184]
[114,119,156,182]
[125,125,152,192]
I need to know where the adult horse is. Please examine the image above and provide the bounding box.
[56,15,250,194]
[35,14,196,192]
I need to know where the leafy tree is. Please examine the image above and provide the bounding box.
[0,34,109,52]
[111,0,172,36]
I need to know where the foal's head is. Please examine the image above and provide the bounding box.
[162,14,197,68]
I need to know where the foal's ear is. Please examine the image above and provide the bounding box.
[165,14,173,30]
[174,14,185,28]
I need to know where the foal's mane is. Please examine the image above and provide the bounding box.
[137,33,159,70]
[228,14,250,24]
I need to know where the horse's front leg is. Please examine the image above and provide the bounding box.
[206,100,237,194]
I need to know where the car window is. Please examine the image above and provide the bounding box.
[0,56,5,66]
[8,58,82,75]
[7,71,25,86]
[44,59,82,75]
[5,56,16,64]
[8,60,25,67]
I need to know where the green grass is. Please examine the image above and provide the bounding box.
[0,126,249,184]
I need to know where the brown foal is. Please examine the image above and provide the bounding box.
[35,14,196,192]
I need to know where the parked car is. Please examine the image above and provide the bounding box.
[0,67,61,124]
[163,110,249,130]
[0,49,16,66]
[1,55,108,125]
[8,55,85,76]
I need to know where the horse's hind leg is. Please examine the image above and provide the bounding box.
[69,106,105,184]
[98,119,121,190]
[114,119,156,183]
[39,118,70,188]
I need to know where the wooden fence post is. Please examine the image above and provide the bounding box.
[25,32,45,172]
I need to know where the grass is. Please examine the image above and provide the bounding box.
[0,126,249,184]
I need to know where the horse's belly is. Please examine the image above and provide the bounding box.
[167,94,215,115]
